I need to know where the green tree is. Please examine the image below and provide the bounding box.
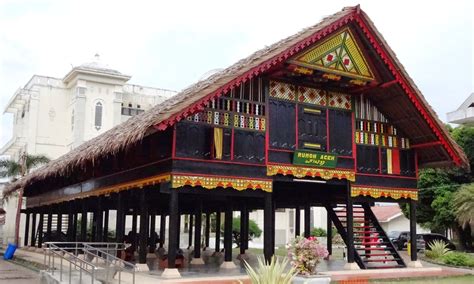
[406,125,473,250]
[0,153,50,245]
[231,217,262,247]
[453,183,474,250]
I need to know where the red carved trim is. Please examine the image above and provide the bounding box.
[154,11,356,132]
[354,14,461,166]
[173,156,267,167]
[356,172,417,180]
[411,141,442,149]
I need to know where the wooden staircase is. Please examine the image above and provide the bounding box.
[326,203,406,269]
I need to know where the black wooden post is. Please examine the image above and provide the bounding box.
[304,204,311,238]
[204,212,210,249]
[67,205,74,242]
[103,207,109,242]
[149,209,156,253]
[72,211,78,242]
[116,192,125,244]
[215,210,221,252]
[24,211,30,247]
[46,211,52,239]
[188,214,193,249]
[244,209,250,250]
[327,212,332,255]
[295,206,301,237]
[167,188,179,268]
[138,189,148,263]
[177,212,181,249]
[80,202,87,242]
[346,181,355,264]
[95,197,103,242]
[38,212,44,248]
[31,212,37,247]
[263,192,275,263]
[159,215,166,248]
[57,211,62,235]
[194,200,202,259]
[224,203,233,262]
[132,209,138,246]
[409,199,418,261]
[239,205,247,255]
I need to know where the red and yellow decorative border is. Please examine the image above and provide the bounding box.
[171,174,272,192]
[31,173,172,206]
[266,165,355,182]
[351,185,418,200]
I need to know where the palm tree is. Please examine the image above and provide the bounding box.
[453,183,474,226]
[0,153,50,245]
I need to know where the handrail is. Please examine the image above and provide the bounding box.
[83,243,137,284]
[43,242,136,284]
[44,242,98,284]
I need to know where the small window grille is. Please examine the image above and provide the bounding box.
[95,102,103,130]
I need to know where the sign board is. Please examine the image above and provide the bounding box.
[293,150,338,168]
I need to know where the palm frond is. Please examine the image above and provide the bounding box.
[0,159,21,178]
[453,183,474,226]
[244,256,297,284]
[25,154,50,172]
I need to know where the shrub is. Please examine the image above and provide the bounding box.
[244,256,297,284]
[425,240,451,259]
[287,236,329,275]
[442,252,474,267]
[310,227,327,237]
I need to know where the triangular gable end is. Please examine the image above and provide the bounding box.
[290,27,375,82]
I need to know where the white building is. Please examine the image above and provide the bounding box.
[1,55,176,161]
[0,56,176,246]
[447,93,474,126]
[371,204,429,234]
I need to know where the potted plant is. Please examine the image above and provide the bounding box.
[287,236,329,276]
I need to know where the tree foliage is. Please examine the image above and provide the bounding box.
[0,154,50,179]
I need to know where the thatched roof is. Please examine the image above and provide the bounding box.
[4,5,468,196]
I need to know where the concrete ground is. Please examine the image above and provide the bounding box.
[0,258,40,284]
[3,247,474,284]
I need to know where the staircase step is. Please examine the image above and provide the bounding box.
[363,258,401,262]
[366,265,405,269]
[359,253,395,257]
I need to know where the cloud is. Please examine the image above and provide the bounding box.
[0,0,472,147]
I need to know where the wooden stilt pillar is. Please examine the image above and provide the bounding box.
[67,205,74,242]
[304,204,311,238]
[46,211,52,239]
[244,209,250,250]
[31,212,37,247]
[215,210,221,252]
[295,206,301,237]
[116,192,125,244]
[72,211,78,242]
[103,208,109,242]
[193,200,202,259]
[37,211,44,248]
[188,215,193,249]
[24,211,30,247]
[177,212,181,249]
[132,209,138,247]
[80,202,87,242]
[167,188,179,268]
[57,211,62,236]
[149,210,156,253]
[239,205,247,255]
[95,198,103,242]
[159,215,166,248]
[204,212,210,249]
[224,203,233,262]
[409,199,418,261]
[264,192,275,264]
[346,182,355,264]
[138,189,148,264]
[327,211,332,255]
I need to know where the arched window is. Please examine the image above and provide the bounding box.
[94,102,103,130]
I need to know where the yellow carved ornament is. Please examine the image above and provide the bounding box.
[351,186,418,201]
[171,174,272,192]
[266,165,355,182]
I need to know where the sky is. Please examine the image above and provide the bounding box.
[0,0,473,148]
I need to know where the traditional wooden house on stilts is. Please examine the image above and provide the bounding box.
[6,5,468,276]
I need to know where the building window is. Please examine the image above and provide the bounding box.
[95,102,103,130]
[121,103,145,116]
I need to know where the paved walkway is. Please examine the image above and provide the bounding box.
[0,259,40,284]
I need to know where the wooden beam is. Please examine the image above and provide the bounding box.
[409,199,418,261]
[379,79,398,89]
[263,193,275,263]
[295,206,300,237]
[215,209,221,252]
[194,199,203,259]
[167,185,179,268]
[411,141,442,149]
